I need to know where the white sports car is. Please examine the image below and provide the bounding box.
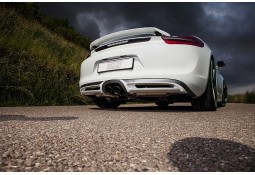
[79,27,227,111]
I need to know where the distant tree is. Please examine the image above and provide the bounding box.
[245,91,255,103]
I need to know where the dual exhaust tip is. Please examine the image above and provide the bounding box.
[105,84,123,96]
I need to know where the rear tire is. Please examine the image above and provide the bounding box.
[191,59,218,111]
[91,97,121,108]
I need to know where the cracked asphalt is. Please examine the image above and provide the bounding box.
[0,103,254,172]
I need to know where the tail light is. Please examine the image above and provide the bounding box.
[161,35,204,47]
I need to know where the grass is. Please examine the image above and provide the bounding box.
[227,91,255,104]
[0,6,92,106]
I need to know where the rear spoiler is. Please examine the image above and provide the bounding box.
[90,27,170,50]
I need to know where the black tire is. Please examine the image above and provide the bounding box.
[218,82,228,107]
[155,101,169,108]
[91,97,121,108]
[191,59,218,111]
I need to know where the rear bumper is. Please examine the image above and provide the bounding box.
[80,78,196,97]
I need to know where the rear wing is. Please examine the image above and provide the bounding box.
[90,27,170,50]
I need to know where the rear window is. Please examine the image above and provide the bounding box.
[100,33,155,47]
[94,35,153,52]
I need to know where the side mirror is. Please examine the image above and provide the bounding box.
[217,61,226,67]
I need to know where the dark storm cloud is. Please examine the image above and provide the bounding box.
[199,3,255,93]
[40,3,205,39]
[40,2,255,94]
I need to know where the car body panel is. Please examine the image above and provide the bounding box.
[79,27,225,104]
[216,68,224,101]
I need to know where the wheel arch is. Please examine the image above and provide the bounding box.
[194,51,215,98]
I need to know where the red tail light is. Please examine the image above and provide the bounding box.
[161,35,204,47]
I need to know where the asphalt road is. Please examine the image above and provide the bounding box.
[0,103,254,172]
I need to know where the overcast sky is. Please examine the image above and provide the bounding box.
[41,2,255,94]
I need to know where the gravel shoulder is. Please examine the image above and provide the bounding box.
[0,103,254,172]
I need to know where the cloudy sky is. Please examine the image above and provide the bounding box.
[41,2,255,94]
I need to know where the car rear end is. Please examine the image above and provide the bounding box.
[79,27,212,101]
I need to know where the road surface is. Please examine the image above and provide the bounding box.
[0,103,254,171]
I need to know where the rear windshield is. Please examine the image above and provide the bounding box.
[99,33,156,47]
[95,35,152,52]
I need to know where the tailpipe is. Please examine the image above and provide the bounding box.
[105,86,112,95]
[113,85,121,95]
[102,80,128,96]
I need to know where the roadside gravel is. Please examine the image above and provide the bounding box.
[0,103,254,171]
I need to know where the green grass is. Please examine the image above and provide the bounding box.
[228,91,255,104]
[0,6,92,106]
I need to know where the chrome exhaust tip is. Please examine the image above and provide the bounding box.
[113,85,121,95]
[105,86,113,95]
